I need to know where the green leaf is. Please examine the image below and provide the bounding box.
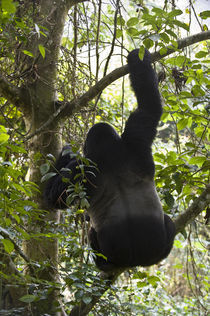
[127,17,139,27]
[174,240,183,248]
[200,10,210,20]
[148,275,160,286]
[173,172,183,194]
[161,112,169,122]
[82,295,92,304]
[173,20,189,31]
[2,239,14,254]
[137,281,147,288]
[1,0,16,14]
[165,29,178,39]
[41,172,56,182]
[189,156,206,166]
[38,44,45,58]
[191,85,205,97]
[159,47,168,55]
[177,118,188,130]
[40,163,50,175]
[195,51,208,58]
[126,27,139,36]
[75,290,84,300]
[22,50,34,57]
[164,192,174,208]
[19,294,37,303]
[168,9,183,18]
[138,46,145,61]
[160,32,170,43]
[133,271,147,279]
[152,7,165,16]
[117,16,125,26]
[46,153,56,161]
[143,38,154,49]
[116,29,123,38]
[175,55,186,67]
[0,131,9,144]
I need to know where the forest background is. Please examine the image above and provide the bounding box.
[0,0,209,315]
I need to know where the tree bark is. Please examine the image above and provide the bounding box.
[21,1,86,314]
[174,185,210,234]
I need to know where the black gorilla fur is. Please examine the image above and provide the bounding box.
[44,49,176,271]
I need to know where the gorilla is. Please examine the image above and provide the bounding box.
[44,49,176,272]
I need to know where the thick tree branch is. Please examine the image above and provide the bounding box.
[25,30,210,140]
[59,30,210,119]
[69,185,210,316]
[174,185,210,234]
[63,30,210,118]
[0,73,24,109]
[152,30,210,60]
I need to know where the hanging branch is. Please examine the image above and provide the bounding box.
[24,30,210,141]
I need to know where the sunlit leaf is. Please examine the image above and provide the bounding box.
[127,17,139,27]
[138,46,145,60]
[22,50,34,57]
[177,118,189,130]
[200,10,210,20]
[168,9,183,18]
[173,20,189,31]
[2,239,14,253]
[0,132,9,144]
[1,0,16,14]
[38,44,45,58]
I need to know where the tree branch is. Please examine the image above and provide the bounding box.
[0,227,30,263]
[69,269,124,316]
[59,30,210,119]
[25,30,210,140]
[174,185,210,234]
[152,30,210,60]
[69,185,210,315]
[0,72,24,109]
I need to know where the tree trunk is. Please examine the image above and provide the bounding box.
[18,1,80,314]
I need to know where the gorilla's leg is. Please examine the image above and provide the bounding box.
[88,227,117,272]
[161,214,176,259]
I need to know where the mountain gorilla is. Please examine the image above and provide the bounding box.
[44,49,176,272]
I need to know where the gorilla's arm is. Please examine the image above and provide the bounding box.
[44,146,79,209]
[44,145,97,209]
[122,49,162,154]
